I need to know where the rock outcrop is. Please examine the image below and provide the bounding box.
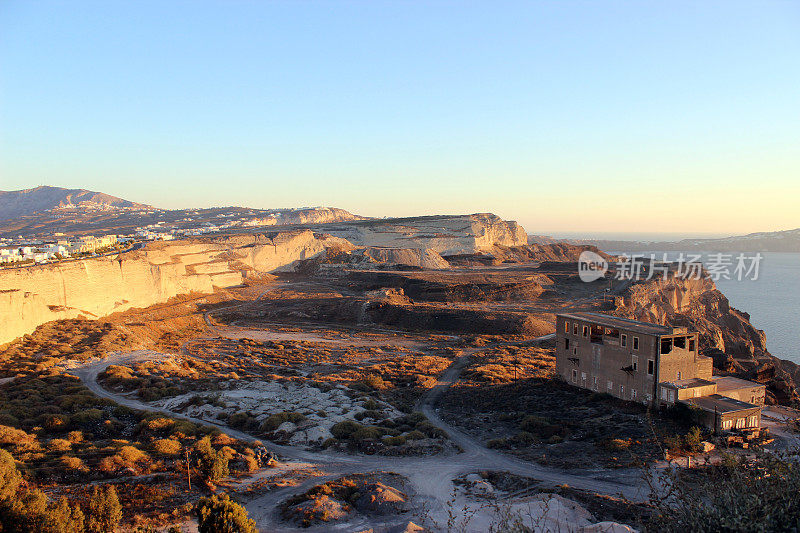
[320,213,527,255]
[615,275,799,404]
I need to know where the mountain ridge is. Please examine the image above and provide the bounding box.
[0,186,152,221]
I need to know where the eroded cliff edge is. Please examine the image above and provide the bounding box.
[615,275,799,404]
[0,214,527,344]
[0,230,347,344]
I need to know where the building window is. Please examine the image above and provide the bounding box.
[573,346,578,356]
[647,359,655,376]
[607,380,613,392]
[668,390,675,403]
[661,387,668,400]
[646,393,653,402]
[631,355,638,371]
[573,324,578,335]
[689,338,695,351]
[736,418,746,429]
[581,372,587,386]
[565,338,570,350]
[571,370,577,383]
[677,371,682,380]
[619,385,625,397]
[621,334,627,348]
[582,325,589,338]
[722,420,732,430]
[593,376,598,390]
[631,388,637,400]
[748,415,758,427]
[633,336,639,351]
[565,321,570,333]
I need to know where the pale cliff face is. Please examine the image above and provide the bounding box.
[320,214,527,256]
[0,230,335,344]
[0,214,527,344]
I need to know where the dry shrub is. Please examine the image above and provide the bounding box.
[60,455,87,471]
[48,438,72,452]
[152,438,181,456]
[118,445,150,464]
[67,430,84,443]
[0,424,42,453]
[142,417,175,432]
[242,455,259,473]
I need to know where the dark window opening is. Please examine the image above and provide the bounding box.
[661,339,673,354]
[565,321,569,333]
[573,324,578,335]
[647,359,655,375]
[583,325,589,338]
[689,339,695,351]
[674,337,686,349]
[605,328,620,338]
[621,334,627,348]
[590,324,603,344]
[564,338,570,350]
[633,337,639,350]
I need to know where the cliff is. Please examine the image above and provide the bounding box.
[0,213,527,344]
[319,213,527,255]
[615,275,799,404]
[0,230,342,345]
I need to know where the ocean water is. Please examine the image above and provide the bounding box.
[611,251,800,364]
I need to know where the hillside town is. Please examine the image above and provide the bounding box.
[0,234,126,265]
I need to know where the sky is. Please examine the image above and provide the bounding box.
[1,1,798,238]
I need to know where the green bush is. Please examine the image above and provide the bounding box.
[330,421,362,440]
[195,436,229,483]
[196,493,256,533]
[350,426,383,442]
[383,435,406,446]
[86,485,122,533]
[259,412,307,432]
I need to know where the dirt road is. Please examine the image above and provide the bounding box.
[69,327,646,531]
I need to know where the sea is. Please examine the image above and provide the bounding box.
[610,250,800,365]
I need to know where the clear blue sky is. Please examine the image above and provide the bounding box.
[1,1,798,237]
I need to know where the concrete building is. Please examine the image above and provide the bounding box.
[555,312,765,431]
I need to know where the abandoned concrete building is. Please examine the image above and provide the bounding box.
[555,312,765,431]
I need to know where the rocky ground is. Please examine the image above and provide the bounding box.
[1,236,796,531]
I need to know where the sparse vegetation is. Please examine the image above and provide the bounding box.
[196,493,257,533]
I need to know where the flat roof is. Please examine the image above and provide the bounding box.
[557,312,677,336]
[683,394,760,414]
[663,378,716,389]
[711,376,765,392]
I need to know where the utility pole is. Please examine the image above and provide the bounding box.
[185,448,192,492]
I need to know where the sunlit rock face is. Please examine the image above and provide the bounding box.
[0,230,339,344]
[0,214,527,344]
[318,213,527,256]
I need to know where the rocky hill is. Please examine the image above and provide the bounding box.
[614,275,800,404]
[0,186,151,221]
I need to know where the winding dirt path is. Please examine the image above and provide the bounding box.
[69,327,646,531]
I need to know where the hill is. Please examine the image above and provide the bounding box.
[538,228,800,253]
[0,186,152,221]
